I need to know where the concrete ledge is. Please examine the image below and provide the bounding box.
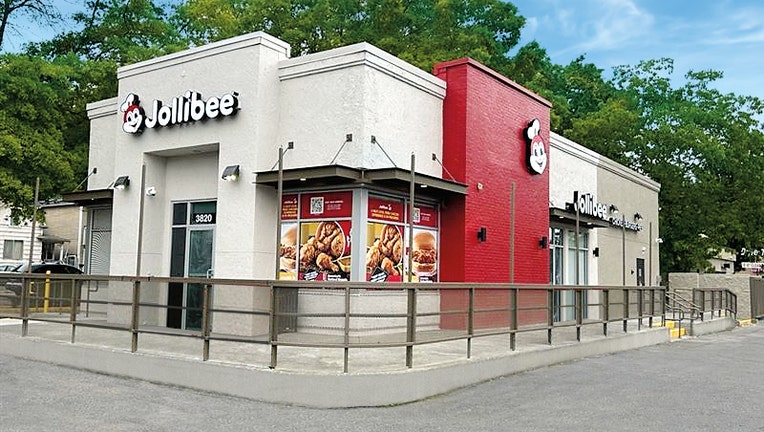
[689,316,736,336]
[0,327,668,408]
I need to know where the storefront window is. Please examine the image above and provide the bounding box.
[279,191,353,282]
[407,204,439,282]
[366,196,404,282]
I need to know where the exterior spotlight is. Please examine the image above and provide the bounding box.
[113,176,130,190]
[634,212,643,221]
[221,165,240,181]
[609,204,619,214]
[145,187,157,196]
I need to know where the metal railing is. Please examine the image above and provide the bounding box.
[0,274,689,372]
[664,288,737,338]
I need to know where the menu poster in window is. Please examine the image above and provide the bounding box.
[298,220,352,281]
[407,205,439,228]
[410,228,438,282]
[281,195,298,220]
[300,191,352,219]
[366,223,403,282]
[368,196,404,223]
[278,222,298,280]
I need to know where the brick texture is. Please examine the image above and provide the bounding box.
[434,58,552,329]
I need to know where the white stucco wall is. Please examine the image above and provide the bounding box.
[550,133,660,287]
[277,43,446,176]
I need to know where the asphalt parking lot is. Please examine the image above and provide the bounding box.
[1,324,762,432]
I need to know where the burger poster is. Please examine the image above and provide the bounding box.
[410,229,438,282]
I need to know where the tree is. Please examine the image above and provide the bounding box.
[0,53,82,221]
[174,0,525,72]
[0,0,60,50]
[611,59,764,274]
[29,0,187,64]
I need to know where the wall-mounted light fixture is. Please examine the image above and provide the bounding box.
[593,247,600,257]
[634,212,643,221]
[477,227,487,242]
[113,176,130,190]
[221,165,240,181]
[539,236,548,249]
[145,186,157,196]
[609,204,619,214]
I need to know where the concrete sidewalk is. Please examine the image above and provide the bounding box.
[0,315,735,407]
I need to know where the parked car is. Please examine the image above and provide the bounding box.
[2,262,83,307]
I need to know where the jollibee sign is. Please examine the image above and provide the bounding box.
[120,91,239,134]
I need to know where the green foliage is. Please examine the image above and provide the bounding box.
[28,0,187,64]
[0,53,81,221]
[2,0,764,280]
[612,58,764,273]
[175,0,524,71]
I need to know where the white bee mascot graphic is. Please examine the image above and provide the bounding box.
[120,93,145,134]
[525,118,547,175]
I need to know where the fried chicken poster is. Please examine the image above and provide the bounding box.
[366,223,403,282]
[298,220,351,281]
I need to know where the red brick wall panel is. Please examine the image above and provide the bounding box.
[434,58,552,329]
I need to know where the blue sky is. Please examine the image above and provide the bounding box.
[4,0,762,101]
[512,0,764,101]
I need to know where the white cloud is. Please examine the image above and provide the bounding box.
[575,0,655,51]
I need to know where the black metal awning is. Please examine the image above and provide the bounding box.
[255,165,467,199]
[549,207,611,228]
[61,189,113,206]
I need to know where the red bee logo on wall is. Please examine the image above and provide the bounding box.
[120,93,145,134]
[525,118,547,175]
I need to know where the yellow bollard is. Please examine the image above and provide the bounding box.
[43,270,51,313]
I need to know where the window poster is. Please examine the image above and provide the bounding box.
[366,223,403,282]
[410,228,438,282]
[299,220,352,281]
[278,195,298,280]
[366,196,404,282]
[406,204,439,282]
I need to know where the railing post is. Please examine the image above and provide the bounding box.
[510,288,518,351]
[575,288,582,342]
[70,278,77,344]
[603,289,609,336]
[405,286,417,368]
[637,288,643,331]
[467,287,474,358]
[649,288,655,328]
[130,279,140,353]
[269,284,278,369]
[623,288,629,333]
[344,286,350,373]
[201,283,212,361]
[21,276,30,336]
[547,288,554,345]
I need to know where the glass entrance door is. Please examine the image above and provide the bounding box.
[184,228,214,330]
[168,201,216,330]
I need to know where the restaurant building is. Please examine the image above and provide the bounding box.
[63,32,659,334]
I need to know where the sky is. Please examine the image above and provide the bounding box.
[3,0,763,101]
[512,0,764,101]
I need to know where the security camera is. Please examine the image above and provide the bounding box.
[145,187,157,196]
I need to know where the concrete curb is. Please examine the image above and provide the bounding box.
[1,327,669,408]
[689,316,737,337]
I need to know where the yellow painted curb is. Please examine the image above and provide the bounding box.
[737,318,756,327]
